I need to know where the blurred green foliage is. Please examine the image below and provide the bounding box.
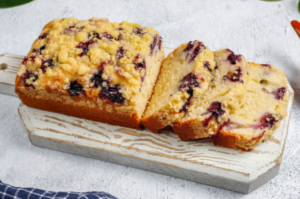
[0,0,33,8]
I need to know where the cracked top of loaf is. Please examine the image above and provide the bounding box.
[17,17,162,104]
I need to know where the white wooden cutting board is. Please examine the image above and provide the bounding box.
[0,49,294,194]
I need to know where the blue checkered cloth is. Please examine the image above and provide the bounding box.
[0,181,118,199]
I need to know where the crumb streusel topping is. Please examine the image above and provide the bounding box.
[18,17,162,104]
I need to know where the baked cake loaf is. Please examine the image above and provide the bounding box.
[141,41,216,133]
[15,17,164,129]
[173,49,248,140]
[213,62,289,150]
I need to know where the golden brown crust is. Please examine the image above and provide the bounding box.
[173,119,210,141]
[141,114,167,133]
[43,21,53,30]
[16,78,142,130]
[213,129,265,150]
[212,130,240,149]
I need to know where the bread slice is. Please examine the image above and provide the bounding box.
[15,17,164,129]
[141,41,216,133]
[173,49,248,140]
[213,62,289,150]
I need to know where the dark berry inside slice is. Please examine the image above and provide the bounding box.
[157,36,162,51]
[227,50,242,64]
[184,41,205,63]
[68,80,84,96]
[41,59,54,73]
[91,69,105,88]
[273,87,286,100]
[38,33,48,39]
[202,102,225,127]
[21,70,38,87]
[259,114,277,129]
[204,61,212,72]
[135,61,146,70]
[150,35,158,55]
[178,73,201,112]
[22,56,37,65]
[33,45,46,54]
[179,73,200,95]
[184,41,194,52]
[21,57,28,65]
[133,54,146,70]
[224,67,243,83]
[99,85,125,103]
[189,43,202,63]
[180,101,190,113]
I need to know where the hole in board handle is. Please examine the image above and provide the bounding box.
[0,63,8,70]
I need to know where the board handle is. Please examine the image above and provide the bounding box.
[0,53,23,96]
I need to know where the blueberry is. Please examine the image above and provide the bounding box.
[91,69,105,88]
[76,39,96,57]
[38,33,48,39]
[41,59,54,73]
[202,102,225,127]
[273,87,286,100]
[116,47,126,60]
[133,28,145,36]
[224,67,243,83]
[102,32,113,40]
[99,85,125,103]
[204,61,212,72]
[184,41,205,63]
[88,31,100,39]
[21,70,38,88]
[259,114,277,129]
[179,73,201,112]
[68,80,84,96]
[33,45,46,54]
[179,73,200,95]
[227,50,242,64]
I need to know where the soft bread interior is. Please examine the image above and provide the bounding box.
[135,48,164,118]
[142,42,215,121]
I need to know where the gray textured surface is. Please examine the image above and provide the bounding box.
[0,0,300,198]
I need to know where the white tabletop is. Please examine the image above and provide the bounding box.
[1,0,300,198]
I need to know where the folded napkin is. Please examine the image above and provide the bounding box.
[0,181,118,199]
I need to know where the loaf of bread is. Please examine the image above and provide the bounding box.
[141,41,215,133]
[173,49,248,140]
[15,17,164,129]
[16,19,291,150]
